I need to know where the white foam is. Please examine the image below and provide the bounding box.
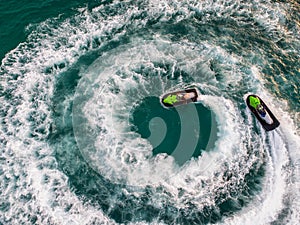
[220,86,300,225]
[72,39,262,215]
[0,2,141,224]
[0,0,299,224]
[73,40,242,188]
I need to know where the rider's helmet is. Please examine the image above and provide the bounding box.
[257,104,266,117]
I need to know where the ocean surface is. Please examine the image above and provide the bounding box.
[0,0,299,224]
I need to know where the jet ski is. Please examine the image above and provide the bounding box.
[246,94,280,131]
[161,88,200,108]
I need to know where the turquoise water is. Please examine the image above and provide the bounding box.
[131,97,215,165]
[1,0,299,224]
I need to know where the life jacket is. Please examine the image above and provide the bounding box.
[163,95,178,104]
[249,96,261,108]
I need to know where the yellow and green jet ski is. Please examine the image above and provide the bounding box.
[161,88,200,108]
[246,94,280,131]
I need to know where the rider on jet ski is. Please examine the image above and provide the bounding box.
[249,96,266,117]
[163,92,196,105]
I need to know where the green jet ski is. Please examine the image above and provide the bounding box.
[246,94,280,131]
[161,88,200,108]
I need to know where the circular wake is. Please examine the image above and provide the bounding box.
[0,0,299,224]
[73,40,222,186]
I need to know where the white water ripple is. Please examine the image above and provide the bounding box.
[0,0,299,224]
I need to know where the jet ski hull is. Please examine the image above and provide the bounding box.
[161,88,199,108]
[246,95,280,131]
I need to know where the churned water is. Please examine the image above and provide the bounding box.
[0,0,299,224]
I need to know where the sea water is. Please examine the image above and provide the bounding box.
[0,0,299,224]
